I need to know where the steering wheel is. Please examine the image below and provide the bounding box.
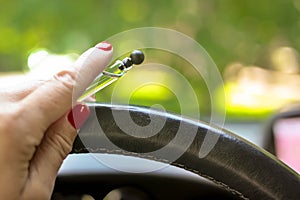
[52,104,300,199]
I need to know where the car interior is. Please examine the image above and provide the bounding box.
[51,104,300,200]
[1,1,300,200]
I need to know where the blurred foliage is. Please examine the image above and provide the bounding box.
[1,0,299,71]
[1,0,300,119]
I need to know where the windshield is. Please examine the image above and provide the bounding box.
[1,0,299,149]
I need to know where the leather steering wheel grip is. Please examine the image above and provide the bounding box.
[71,104,300,200]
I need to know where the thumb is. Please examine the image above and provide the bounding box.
[22,104,90,199]
[20,42,113,137]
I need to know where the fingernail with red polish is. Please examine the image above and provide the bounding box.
[68,104,90,129]
[95,41,112,51]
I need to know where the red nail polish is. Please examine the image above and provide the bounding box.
[68,104,90,129]
[95,41,112,51]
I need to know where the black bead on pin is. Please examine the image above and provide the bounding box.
[78,50,145,102]
[119,50,145,70]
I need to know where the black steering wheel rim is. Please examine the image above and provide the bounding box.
[62,103,299,199]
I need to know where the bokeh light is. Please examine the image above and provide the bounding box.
[1,0,300,119]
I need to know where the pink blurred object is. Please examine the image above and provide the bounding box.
[274,117,300,173]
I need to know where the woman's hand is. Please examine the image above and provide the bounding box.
[0,42,113,200]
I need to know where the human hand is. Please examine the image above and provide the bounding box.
[0,42,113,200]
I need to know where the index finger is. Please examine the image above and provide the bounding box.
[20,42,113,135]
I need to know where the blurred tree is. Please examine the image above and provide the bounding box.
[0,0,299,118]
[0,0,299,71]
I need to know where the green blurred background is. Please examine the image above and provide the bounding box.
[1,0,300,120]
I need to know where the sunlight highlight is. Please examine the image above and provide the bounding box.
[27,49,76,79]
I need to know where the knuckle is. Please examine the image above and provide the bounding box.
[47,130,75,158]
[0,104,22,132]
[53,70,78,91]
